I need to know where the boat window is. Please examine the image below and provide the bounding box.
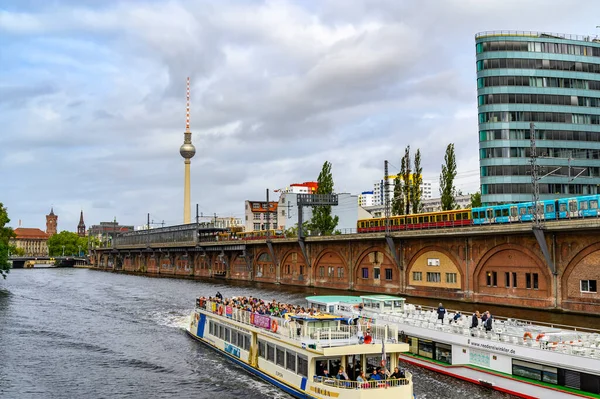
[366,355,390,374]
[219,325,224,340]
[418,339,433,359]
[258,340,266,358]
[297,355,308,377]
[393,300,404,309]
[267,344,275,362]
[276,346,285,367]
[435,342,452,364]
[383,301,393,311]
[230,330,237,346]
[244,334,251,351]
[512,359,557,384]
[286,350,296,372]
[224,328,230,343]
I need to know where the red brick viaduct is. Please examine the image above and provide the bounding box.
[92,220,600,315]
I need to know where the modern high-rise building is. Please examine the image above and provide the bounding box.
[476,31,600,204]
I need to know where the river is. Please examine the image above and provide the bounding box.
[0,268,528,399]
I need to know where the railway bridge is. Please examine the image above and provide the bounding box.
[90,220,600,315]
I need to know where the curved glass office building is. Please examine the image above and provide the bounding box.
[476,31,600,204]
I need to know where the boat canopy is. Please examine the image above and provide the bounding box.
[359,295,405,314]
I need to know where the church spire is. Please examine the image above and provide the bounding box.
[77,210,86,237]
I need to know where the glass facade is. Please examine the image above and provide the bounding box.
[476,31,600,204]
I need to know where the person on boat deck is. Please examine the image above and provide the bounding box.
[481,311,489,323]
[215,291,223,301]
[452,312,462,323]
[336,367,349,380]
[356,371,367,383]
[484,311,493,332]
[322,369,330,379]
[437,303,446,324]
[390,367,405,379]
[369,369,382,381]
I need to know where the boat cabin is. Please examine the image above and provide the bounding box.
[306,295,363,315]
[359,295,406,316]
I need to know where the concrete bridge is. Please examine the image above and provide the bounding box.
[10,256,89,268]
[90,220,600,315]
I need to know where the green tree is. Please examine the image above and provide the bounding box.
[0,203,15,279]
[48,231,89,257]
[439,143,458,210]
[391,175,404,215]
[309,161,339,235]
[9,245,25,257]
[470,191,482,208]
[411,149,423,214]
[401,146,412,215]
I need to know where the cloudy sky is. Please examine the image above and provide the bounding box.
[1,0,598,231]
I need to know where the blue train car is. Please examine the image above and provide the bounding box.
[473,199,558,225]
[557,195,600,219]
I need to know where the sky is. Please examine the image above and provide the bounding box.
[1,0,599,231]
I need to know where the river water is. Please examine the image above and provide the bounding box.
[0,269,521,399]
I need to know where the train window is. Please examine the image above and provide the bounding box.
[370,221,374,227]
[436,215,442,222]
[569,201,577,212]
[495,209,502,217]
[423,216,429,223]
[418,217,423,223]
[559,203,567,212]
[527,206,534,215]
[487,209,493,219]
[442,214,448,221]
[406,217,412,224]
[591,200,598,209]
[502,208,509,217]
[546,204,555,213]
[463,212,469,220]
[510,207,517,217]
[581,201,589,210]
[519,207,526,215]
[399,218,405,225]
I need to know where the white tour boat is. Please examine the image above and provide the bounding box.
[307,295,600,399]
[187,295,415,399]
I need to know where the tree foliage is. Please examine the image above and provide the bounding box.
[47,231,91,257]
[308,161,339,235]
[0,203,15,279]
[470,191,482,208]
[391,175,404,215]
[411,149,423,214]
[439,143,458,210]
[401,146,412,215]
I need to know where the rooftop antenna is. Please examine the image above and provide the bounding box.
[185,77,191,132]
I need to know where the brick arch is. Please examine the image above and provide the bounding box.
[561,242,600,307]
[230,253,250,278]
[194,253,211,277]
[354,246,398,292]
[406,246,462,289]
[255,250,275,281]
[312,248,349,289]
[279,249,307,285]
[473,243,550,295]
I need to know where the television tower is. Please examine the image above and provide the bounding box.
[180,77,196,224]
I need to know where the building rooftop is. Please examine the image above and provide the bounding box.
[476,30,600,44]
[13,228,49,239]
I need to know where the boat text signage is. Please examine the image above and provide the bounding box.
[251,313,272,330]
[468,339,516,355]
[225,343,240,358]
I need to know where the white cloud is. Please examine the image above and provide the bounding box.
[1,0,597,230]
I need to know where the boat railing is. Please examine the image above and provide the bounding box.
[402,303,600,334]
[312,372,412,390]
